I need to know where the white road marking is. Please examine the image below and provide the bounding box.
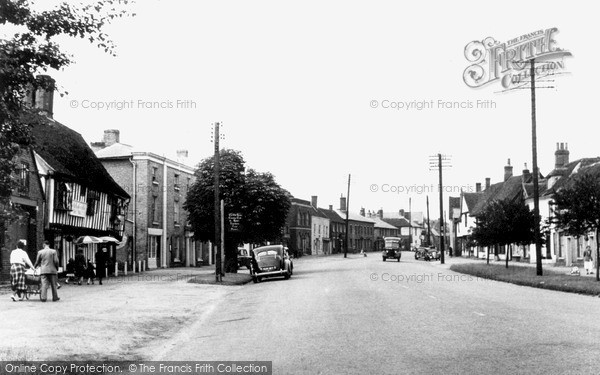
[428,295,436,299]
[473,312,485,316]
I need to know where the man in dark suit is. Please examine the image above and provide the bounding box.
[34,240,60,302]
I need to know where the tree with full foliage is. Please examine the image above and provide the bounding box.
[471,198,537,267]
[185,149,291,273]
[0,0,133,224]
[552,172,600,281]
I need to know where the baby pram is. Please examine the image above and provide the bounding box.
[24,268,42,300]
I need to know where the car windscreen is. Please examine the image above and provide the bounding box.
[255,250,279,257]
[384,240,400,249]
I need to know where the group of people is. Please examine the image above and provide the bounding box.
[65,248,108,285]
[9,240,110,302]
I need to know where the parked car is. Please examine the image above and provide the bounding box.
[382,236,402,262]
[250,245,293,283]
[237,247,252,269]
[414,246,439,261]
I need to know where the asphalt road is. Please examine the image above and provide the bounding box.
[157,252,600,375]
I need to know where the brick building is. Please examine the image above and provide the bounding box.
[284,198,312,257]
[320,205,346,254]
[335,196,375,253]
[94,130,207,269]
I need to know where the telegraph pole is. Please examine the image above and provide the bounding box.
[344,174,351,258]
[213,122,222,282]
[438,154,445,264]
[408,197,412,250]
[530,59,543,276]
[426,196,431,247]
[429,154,452,264]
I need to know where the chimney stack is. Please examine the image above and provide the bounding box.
[103,129,120,147]
[475,183,482,192]
[504,158,513,181]
[522,163,532,182]
[485,177,491,190]
[555,142,570,169]
[399,209,405,218]
[329,205,333,211]
[378,209,383,218]
[360,207,365,216]
[311,196,318,208]
[25,75,55,118]
[340,195,347,211]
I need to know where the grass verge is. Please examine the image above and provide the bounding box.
[450,263,600,296]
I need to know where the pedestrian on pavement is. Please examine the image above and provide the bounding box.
[583,246,594,275]
[9,240,35,301]
[95,247,107,285]
[34,240,60,302]
[86,258,96,285]
[74,248,87,285]
[64,258,76,284]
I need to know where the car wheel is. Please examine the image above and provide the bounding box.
[252,276,258,283]
[284,269,290,280]
[382,257,386,262]
[397,256,400,262]
[257,277,262,283]
[415,254,418,260]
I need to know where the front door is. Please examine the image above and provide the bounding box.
[148,235,160,269]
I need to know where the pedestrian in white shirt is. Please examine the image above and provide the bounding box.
[10,241,35,301]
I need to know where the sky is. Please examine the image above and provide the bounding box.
[7,0,600,218]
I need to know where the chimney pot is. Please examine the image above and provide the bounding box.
[485,177,491,189]
[475,183,482,192]
[504,158,513,181]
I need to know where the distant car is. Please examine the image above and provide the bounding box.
[250,245,293,283]
[414,246,439,261]
[428,247,441,261]
[237,248,252,269]
[382,237,402,262]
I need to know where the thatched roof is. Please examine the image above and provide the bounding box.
[30,118,129,199]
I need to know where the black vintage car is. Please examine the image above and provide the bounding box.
[250,245,293,283]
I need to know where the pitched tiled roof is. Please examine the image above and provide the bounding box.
[462,192,482,212]
[320,208,345,223]
[471,175,525,216]
[310,206,328,219]
[334,210,376,224]
[371,217,399,230]
[94,142,135,158]
[31,118,129,198]
[381,217,411,228]
[543,158,600,196]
